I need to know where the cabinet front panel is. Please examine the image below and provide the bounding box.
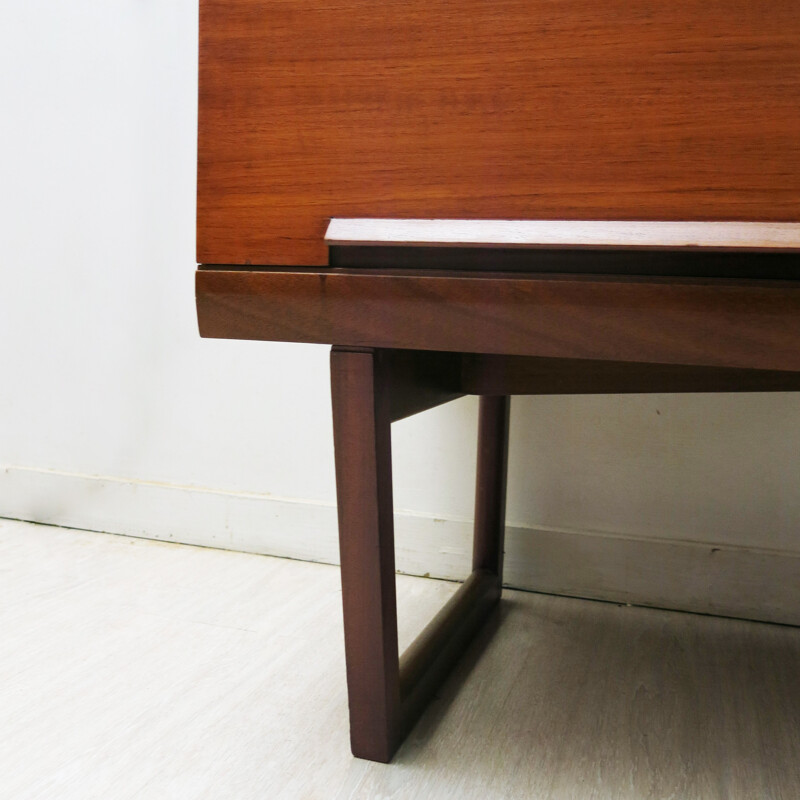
[198,0,800,266]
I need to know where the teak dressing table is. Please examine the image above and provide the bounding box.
[195,0,800,762]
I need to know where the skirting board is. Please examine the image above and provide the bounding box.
[2,464,799,626]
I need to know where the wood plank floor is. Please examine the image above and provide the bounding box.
[1,518,798,800]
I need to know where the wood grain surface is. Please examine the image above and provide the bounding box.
[196,268,800,372]
[198,0,800,266]
[330,347,401,761]
[458,354,800,395]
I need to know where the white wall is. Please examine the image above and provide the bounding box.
[2,2,799,623]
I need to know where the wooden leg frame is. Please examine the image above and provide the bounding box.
[331,346,509,762]
[330,346,800,762]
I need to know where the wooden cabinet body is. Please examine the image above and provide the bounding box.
[196,0,800,764]
[198,0,800,268]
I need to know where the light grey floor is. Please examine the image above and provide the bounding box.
[1,518,798,800]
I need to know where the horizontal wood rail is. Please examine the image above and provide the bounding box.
[458,354,800,395]
[196,267,800,372]
[398,568,500,738]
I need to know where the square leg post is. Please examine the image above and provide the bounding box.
[473,395,511,586]
[331,347,401,762]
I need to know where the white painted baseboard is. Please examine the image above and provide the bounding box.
[2,464,799,625]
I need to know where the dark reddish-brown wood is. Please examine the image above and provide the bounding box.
[330,347,401,762]
[198,0,800,266]
[331,347,508,762]
[398,568,501,730]
[325,341,800,764]
[196,267,800,373]
[459,355,800,396]
[472,397,510,579]
[376,349,463,422]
